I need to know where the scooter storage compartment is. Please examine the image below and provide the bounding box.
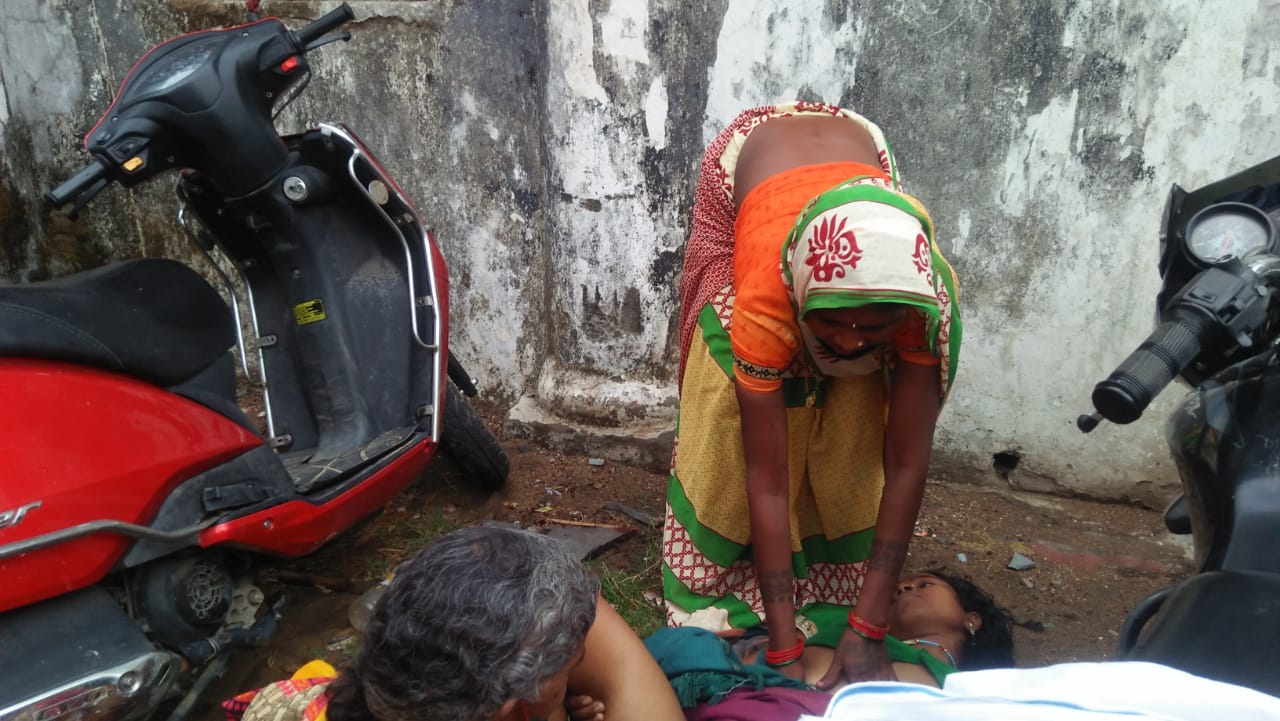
[0,587,180,721]
[1125,570,1280,696]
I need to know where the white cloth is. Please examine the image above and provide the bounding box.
[801,662,1280,721]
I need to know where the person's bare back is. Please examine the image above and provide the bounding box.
[733,115,882,209]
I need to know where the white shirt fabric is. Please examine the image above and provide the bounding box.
[802,662,1280,721]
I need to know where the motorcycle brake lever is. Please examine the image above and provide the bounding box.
[66,177,111,220]
[1076,412,1103,433]
[302,32,352,53]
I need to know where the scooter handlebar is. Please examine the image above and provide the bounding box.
[1091,310,1212,424]
[46,157,108,208]
[294,3,355,48]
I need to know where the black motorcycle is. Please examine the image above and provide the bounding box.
[1081,153,1280,696]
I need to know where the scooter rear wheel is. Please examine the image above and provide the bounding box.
[440,383,510,491]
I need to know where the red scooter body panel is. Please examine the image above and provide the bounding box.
[0,359,262,612]
[200,438,436,556]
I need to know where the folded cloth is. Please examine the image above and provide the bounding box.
[803,661,1280,721]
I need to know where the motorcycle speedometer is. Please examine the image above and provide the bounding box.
[1185,202,1275,266]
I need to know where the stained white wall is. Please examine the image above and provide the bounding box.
[5,0,1279,504]
[530,0,1280,504]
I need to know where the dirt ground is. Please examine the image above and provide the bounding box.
[197,414,1193,721]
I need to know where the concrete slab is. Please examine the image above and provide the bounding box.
[504,395,675,474]
[545,525,635,560]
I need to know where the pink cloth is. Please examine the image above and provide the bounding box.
[684,687,833,721]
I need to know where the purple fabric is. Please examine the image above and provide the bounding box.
[684,687,833,721]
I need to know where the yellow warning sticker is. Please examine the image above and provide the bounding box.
[294,298,327,325]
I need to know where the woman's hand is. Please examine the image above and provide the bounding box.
[817,629,896,689]
[565,696,604,721]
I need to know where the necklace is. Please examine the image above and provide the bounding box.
[903,638,956,667]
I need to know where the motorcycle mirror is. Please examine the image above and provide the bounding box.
[1077,412,1102,434]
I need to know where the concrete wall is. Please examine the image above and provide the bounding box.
[4,0,1278,505]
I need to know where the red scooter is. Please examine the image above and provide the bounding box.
[0,5,505,721]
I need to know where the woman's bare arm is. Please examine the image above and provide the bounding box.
[820,361,940,688]
[567,597,684,721]
[735,383,806,677]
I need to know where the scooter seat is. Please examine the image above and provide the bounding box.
[0,258,235,385]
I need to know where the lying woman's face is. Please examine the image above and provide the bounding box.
[889,573,971,637]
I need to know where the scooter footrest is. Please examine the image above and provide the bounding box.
[288,425,415,492]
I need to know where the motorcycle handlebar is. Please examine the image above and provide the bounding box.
[293,2,355,48]
[45,157,108,208]
[1091,310,1214,424]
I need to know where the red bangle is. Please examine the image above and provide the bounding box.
[847,612,889,641]
[764,640,805,667]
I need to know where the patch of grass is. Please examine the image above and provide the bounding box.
[594,527,664,638]
[367,508,465,580]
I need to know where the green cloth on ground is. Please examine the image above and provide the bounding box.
[643,627,811,709]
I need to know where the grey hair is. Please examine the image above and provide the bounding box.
[325,526,600,721]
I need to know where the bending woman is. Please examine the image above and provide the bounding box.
[663,101,962,689]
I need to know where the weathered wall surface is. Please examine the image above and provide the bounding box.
[4,0,1279,504]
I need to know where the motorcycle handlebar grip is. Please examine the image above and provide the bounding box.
[45,158,107,208]
[294,3,355,48]
[1091,313,1211,425]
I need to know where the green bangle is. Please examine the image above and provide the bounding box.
[767,657,799,668]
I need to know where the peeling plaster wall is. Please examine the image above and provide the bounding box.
[4,0,1280,503]
[1,0,550,400]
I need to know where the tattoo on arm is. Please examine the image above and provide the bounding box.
[867,539,908,575]
[758,569,794,604]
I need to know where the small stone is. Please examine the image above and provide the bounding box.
[587,457,606,467]
[1020,577,1035,589]
[956,552,969,563]
[1008,552,1036,571]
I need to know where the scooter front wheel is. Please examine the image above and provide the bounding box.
[440,384,510,491]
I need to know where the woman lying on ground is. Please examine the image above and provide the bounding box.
[639,569,1015,721]
[223,525,684,721]
[801,569,1016,685]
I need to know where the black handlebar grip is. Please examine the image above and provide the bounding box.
[1091,312,1212,424]
[294,3,355,48]
[45,158,108,208]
